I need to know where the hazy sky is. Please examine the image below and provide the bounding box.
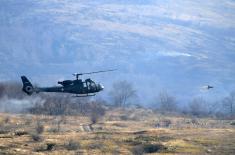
[0,0,235,104]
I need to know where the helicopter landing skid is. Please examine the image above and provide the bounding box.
[72,94,96,97]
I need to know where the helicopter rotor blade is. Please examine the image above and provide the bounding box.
[80,69,117,75]
[73,69,117,77]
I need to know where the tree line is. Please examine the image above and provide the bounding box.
[0,80,234,119]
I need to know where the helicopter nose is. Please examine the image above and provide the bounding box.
[98,84,104,91]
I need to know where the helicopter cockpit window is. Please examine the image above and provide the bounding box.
[86,80,95,90]
[90,82,95,88]
[89,81,93,86]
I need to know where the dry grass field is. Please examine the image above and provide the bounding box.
[0,108,235,155]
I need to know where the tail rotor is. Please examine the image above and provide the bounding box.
[21,76,34,95]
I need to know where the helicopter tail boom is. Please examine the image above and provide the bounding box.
[21,76,34,95]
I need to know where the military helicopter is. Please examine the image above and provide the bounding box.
[202,85,214,90]
[206,85,214,89]
[21,69,116,97]
[200,85,214,92]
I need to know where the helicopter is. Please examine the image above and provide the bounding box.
[202,85,214,90]
[21,69,116,97]
[199,85,214,92]
[206,85,214,89]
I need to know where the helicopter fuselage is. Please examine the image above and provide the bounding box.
[21,76,104,96]
[39,79,103,94]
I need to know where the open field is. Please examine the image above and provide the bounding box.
[0,108,235,155]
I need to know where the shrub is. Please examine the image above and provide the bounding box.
[24,119,32,125]
[46,143,56,151]
[120,115,129,121]
[15,131,28,136]
[91,113,98,124]
[34,145,46,152]
[89,102,106,125]
[230,121,235,126]
[132,144,166,154]
[35,121,44,134]
[191,118,199,125]
[0,124,10,134]
[143,144,165,153]
[131,145,144,155]
[161,119,172,128]
[34,143,55,152]
[47,127,59,133]
[55,117,63,132]
[88,143,104,150]
[0,129,9,134]
[64,139,80,150]
[4,117,10,124]
[112,148,120,155]
[31,133,43,142]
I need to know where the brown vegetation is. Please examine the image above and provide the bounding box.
[0,108,234,155]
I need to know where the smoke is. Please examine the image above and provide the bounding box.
[0,95,45,113]
[0,81,45,113]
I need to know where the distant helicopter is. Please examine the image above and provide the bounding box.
[206,85,214,89]
[21,69,116,97]
[203,85,214,89]
[200,85,214,91]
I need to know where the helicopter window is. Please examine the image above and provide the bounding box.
[83,82,86,88]
[90,83,95,87]
[86,81,95,90]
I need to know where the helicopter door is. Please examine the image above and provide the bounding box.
[90,82,96,92]
[84,81,91,93]
[82,82,88,93]
[87,81,93,91]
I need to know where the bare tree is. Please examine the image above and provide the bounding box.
[3,82,24,99]
[0,83,5,98]
[0,82,23,99]
[28,94,71,115]
[109,80,137,107]
[157,91,177,112]
[223,91,235,118]
[89,101,106,125]
[189,97,207,117]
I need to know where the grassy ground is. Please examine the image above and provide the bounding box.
[0,109,234,155]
